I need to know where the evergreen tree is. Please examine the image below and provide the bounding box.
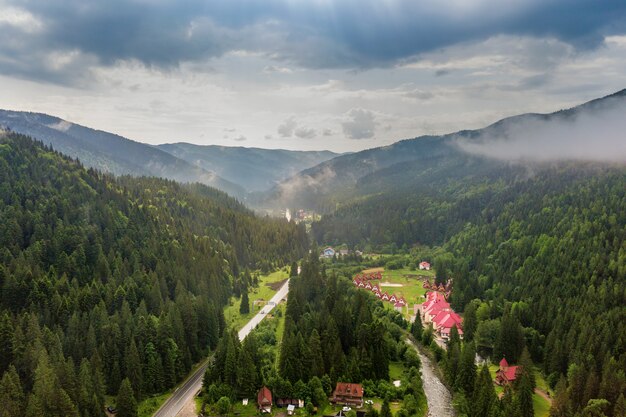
[116,378,137,417]
[380,398,392,417]
[124,340,142,399]
[456,342,477,396]
[0,365,25,417]
[239,285,250,315]
[471,364,498,417]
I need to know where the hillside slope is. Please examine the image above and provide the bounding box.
[0,133,308,416]
[158,142,339,192]
[264,88,626,211]
[0,110,245,197]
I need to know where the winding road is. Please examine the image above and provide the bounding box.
[153,280,290,417]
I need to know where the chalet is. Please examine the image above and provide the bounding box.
[365,282,372,290]
[419,261,431,270]
[381,293,390,301]
[322,247,336,258]
[389,294,398,303]
[353,278,359,286]
[397,297,406,306]
[258,386,273,413]
[331,382,364,407]
[394,302,404,312]
[358,281,365,288]
[374,291,382,299]
[495,358,521,386]
[371,285,380,293]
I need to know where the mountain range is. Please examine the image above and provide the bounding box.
[0,110,338,199]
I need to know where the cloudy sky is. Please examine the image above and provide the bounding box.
[1,0,625,152]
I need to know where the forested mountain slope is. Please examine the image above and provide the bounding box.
[311,158,626,416]
[158,143,338,193]
[265,88,626,211]
[0,110,245,198]
[0,133,308,417]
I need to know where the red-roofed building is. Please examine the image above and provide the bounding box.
[394,302,405,312]
[389,294,398,303]
[495,359,521,386]
[382,293,390,301]
[365,282,372,290]
[371,285,380,293]
[419,261,431,270]
[332,382,364,407]
[258,386,273,413]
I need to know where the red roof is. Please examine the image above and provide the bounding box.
[499,358,509,368]
[505,366,519,381]
[394,302,404,308]
[333,382,363,398]
[258,386,272,406]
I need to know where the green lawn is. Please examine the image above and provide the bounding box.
[389,361,404,380]
[224,268,290,330]
[357,267,431,319]
[534,392,551,417]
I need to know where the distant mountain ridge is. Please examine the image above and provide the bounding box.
[0,110,339,198]
[0,110,246,197]
[157,143,339,193]
[262,88,626,210]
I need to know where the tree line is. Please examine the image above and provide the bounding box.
[0,133,309,417]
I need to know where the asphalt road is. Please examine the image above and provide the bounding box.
[153,279,290,417]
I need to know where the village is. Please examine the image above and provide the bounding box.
[197,254,549,417]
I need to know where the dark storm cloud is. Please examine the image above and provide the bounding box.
[1,0,626,83]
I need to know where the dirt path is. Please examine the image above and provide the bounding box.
[535,388,553,405]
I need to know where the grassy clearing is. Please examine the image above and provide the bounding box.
[534,393,551,417]
[389,361,404,380]
[224,268,290,330]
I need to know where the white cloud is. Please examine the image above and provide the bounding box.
[342,108,377,139]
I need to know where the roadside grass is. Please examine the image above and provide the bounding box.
[224,268,290,330]
[138,392,172,417]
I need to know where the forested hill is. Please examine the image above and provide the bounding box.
[262,88,626,212]
[0,133,308,416]
[314,163,626,415]
[0,110,246,198]
[157,143,339,193]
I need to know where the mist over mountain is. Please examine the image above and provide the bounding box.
[262,88,626,211]
[157,142,339,193]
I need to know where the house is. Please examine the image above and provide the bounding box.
[495,358,521,386]
[371,285,380,293]
[389,294,398,303]
[381,293,390,301]
[322,247,336,258]
[331,382,364,407]
[258,386,273,413]
[374,291,382,298]
[365,282,372,290]
[394,302,404,312]
[419,261,431,270]
[358,281,365,288]
[397,297,406,305]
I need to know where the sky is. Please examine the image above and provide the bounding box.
[0,0,625,153]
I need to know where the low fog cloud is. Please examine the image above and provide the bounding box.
[456,100,626,163]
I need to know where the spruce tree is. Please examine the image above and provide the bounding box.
[239,286,250,315]
[471,364,498,417]
[116,378,137,417]
[380,398,393,417]
[456,342,477,396]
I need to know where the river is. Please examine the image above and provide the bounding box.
[406,339,456,417]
